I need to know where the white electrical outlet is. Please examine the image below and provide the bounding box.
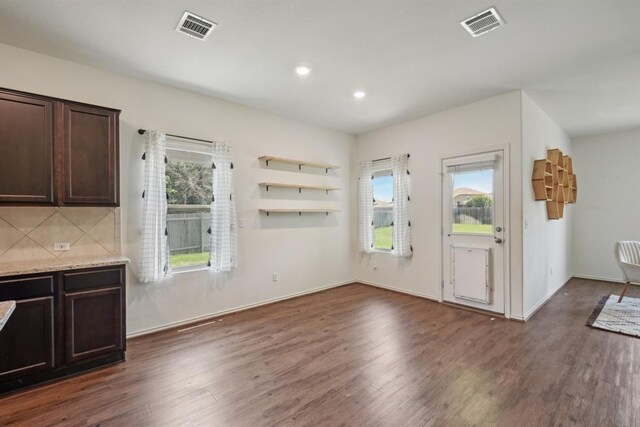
[272,273,278,283]
[239,218,246,228]
[53,242,70,251]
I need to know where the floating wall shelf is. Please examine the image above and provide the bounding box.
[531,148,577,220]
[258,156,340,220]
[259,208,340,216]
[259,182,340,194]
[259,155,340,172]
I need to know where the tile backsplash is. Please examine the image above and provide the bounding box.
[0,207,120,262]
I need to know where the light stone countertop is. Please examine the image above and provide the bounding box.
[0,300,16,332]
[0,255,130,278]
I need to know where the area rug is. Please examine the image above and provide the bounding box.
[587,294,640,338]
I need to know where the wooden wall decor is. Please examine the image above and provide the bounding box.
[531,148,577,220]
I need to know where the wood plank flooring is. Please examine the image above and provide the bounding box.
[0,279,638,426]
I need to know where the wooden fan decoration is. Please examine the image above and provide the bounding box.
[531,148,577,220]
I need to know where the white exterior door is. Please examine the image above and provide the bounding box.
[442,150,506,314]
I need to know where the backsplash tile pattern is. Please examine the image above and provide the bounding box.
[0,207,120,262]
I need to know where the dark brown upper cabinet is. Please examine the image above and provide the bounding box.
[0,91,55,204]
[61,102,119,206]
[0,88,120,207]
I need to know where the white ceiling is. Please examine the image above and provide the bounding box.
[0,0,638,136]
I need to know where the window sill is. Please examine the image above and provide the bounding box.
[171,265,210,274]
[449,233,495,237]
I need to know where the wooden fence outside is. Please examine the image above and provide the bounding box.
[373,207,393,228]
[452,206,492,225]
[167,212,210,254]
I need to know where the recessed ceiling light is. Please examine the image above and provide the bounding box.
[295,66,311,76]
[353,91,366,99]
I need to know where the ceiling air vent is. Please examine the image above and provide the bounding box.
[175,11,217,41]
[461,7,504,38]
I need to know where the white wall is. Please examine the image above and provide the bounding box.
[572,128,640,282]
[1,41,599,328]
[521,93,573,318]
[354,91,524,319]
[0,43,356,335]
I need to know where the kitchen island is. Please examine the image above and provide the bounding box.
[0,301,15,332]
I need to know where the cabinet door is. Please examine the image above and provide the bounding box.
[0,297,55,380]
[61,103,119,206]
[65,287,123,364]
[0,92,54,204]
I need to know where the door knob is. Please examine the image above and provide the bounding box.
[494,237,503,244]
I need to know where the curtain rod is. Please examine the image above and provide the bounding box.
[138,129,213,145]
[372,154,410,162]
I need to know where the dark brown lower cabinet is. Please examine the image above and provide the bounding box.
[65,287,123,363]
[0,297,54,381]
[0,264,126,395]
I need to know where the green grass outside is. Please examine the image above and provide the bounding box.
[374,224,492,251]
[452,223,493,234]
[374,226,393,250]
[171,251,209,268]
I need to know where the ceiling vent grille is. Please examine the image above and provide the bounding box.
[176,11,217,40]
[461,7,504,37]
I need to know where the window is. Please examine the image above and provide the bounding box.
[451,168,493,235]
[373,169,393,250]
[165,147,213,269]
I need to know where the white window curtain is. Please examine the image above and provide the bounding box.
[392,154,412,257]
[209,142,238,272]
[359,161,374,253]
[140,130,170,282]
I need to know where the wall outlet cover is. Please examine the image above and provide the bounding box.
[53,242,70,251]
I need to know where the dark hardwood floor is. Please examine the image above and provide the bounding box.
[0,279,638,426]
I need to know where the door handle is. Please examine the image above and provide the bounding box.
[494,237,503,244]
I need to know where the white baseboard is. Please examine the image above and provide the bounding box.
[523,276,572,321]
[126,279,354,338]
[572,274,625,284]
[357,279,440,302]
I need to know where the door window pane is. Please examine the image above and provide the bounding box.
[373,171,393,250]
[451,168,493,235]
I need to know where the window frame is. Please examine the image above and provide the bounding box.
[165,145,213,272]
[372,167,394,253]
